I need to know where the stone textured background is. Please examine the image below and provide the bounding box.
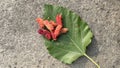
[0,0,120,68]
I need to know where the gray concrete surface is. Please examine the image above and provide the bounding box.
[0,0,120,68]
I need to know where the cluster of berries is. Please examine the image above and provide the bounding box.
[36,14,68,40]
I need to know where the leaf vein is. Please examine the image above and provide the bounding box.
[67,35,84,54]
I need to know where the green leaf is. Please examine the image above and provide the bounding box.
[43,4,100,68]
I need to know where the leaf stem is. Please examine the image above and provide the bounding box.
[84,54,100,68]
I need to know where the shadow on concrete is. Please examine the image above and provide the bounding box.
[69,36,99,68]
[86,36,99,57]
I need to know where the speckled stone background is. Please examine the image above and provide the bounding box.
[0,0,120,68]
